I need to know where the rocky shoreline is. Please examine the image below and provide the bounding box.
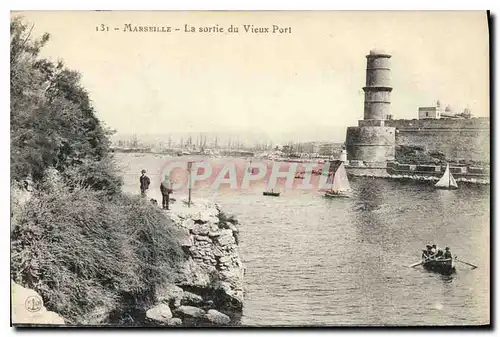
[11,194,244,327]
[144,199,245,326]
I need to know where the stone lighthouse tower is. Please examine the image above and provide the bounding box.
[345,49,396,165]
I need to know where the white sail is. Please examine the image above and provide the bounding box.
[449,171,458,188]
[331,163,351,192]
[435,164,458,188]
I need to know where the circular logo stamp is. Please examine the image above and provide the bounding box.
[25,296,42,312]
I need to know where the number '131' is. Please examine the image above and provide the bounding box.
[96,24,109,32]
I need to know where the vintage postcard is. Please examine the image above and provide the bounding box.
[10,10,490,327]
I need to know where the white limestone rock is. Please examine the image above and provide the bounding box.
[174,305,206,319]
[205,309,231,325]
[146,304,173,323]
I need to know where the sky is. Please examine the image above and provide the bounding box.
[12,11,490,143]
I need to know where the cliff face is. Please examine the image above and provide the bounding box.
[146,199,245,326]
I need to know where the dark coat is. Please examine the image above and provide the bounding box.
[140,175,150,190]
[160,181,173,195]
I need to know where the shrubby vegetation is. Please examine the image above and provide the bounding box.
[395,145,489,168]
[10,16,117,189]
[10,17,185,324]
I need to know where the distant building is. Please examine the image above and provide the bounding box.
[418,100,472,120]
[418,106,441,119]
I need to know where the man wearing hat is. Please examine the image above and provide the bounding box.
[444,247,452,259]
[140,169,150,197]
[423,245,433,259]
[160,174,173,210]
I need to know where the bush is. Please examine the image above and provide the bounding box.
[62,156,124,195]
[11,182,185,324]
[11,16,113,185]
[10,16,187,325]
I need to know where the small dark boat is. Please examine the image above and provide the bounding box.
[411,246,477,273]
[422,257,456,275]
[411,246,456,275]
[263,190,280,197]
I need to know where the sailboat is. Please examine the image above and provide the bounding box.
[324,160,352,198]
[435,163,458,189]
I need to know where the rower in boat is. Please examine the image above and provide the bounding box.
[411,245,477,272]
[422,245,433,259]
[444,247,452,259]
[421,244,456,274]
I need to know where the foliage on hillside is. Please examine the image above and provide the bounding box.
[11,173,184,324]
[10,17,186,324]
[10,16,120,192]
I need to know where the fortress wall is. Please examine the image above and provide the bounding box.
[386,118,490,130]
[384,118,490,163]
[395,129,490,163]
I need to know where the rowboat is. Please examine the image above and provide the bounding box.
[410,247,477,272]
[422,257,456,275]
[263,189,280,197]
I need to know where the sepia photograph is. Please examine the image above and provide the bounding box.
[9,10,490,327]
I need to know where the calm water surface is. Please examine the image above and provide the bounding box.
[117,153,490,326]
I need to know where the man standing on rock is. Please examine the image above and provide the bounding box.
[140,169,150,198]
[160,174,173,210]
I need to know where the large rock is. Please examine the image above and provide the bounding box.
[180,235,194,248]
[192,223,209,235]
[205,309,231,325]
[11,281,65,325]
[166,317,183,326]
[155,284,184,307]
[181,219,195,230]
[166,201,244,315]
[215,281,244,310]
[181,291,204,306]
[175,259,212,288]
[194,235,212,242]
[146,304,173,323]
[174,305,206,319]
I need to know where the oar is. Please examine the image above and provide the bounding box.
[408,261,424,268]
[408,255,435,268]
[455,258,478,269]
